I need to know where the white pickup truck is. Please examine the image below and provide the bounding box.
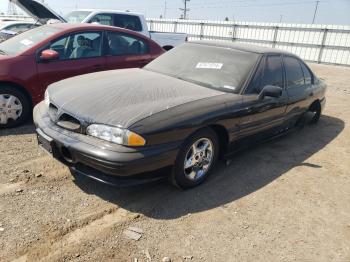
[11,0,187,50]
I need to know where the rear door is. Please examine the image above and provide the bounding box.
[283,56,314,123]
[238,55,288,138]
[36,30,106,94]
[104,30,153,70]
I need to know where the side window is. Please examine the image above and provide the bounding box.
[113,14,142,31]
[245,57,265,94]
[284,56,305,88]
[300,62,313,85]
[262,55,283,88]
[245,55,283,95]
[106,31,149,56]
[49,32,102,60]
[90,14,113,26]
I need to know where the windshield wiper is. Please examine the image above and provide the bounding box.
[0,49,7,55]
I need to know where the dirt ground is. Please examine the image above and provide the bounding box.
[0,63,349,262]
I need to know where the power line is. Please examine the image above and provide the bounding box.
[187,0,320,10]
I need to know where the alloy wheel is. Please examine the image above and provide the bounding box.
[0,94,23,125]
[183,138,214,181]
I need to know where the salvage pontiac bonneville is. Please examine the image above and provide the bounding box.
[33,41,326,189]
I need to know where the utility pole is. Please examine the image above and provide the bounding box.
[164,1,167,19]
[279,15,283,23]
[312,1,320,24]
[179,0,190,20]
[7,1,18,15]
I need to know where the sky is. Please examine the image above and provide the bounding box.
[1,0,350,25]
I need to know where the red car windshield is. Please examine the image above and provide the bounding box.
[0,25,61,56]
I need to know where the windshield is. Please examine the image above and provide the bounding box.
[0,25,60,56]
[64,11,92,23]
[145,43,259,93]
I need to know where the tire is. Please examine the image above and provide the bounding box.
[0,86,31,128]
[170,128,219,189]
[163,46,173,51]
[309,101,321,124]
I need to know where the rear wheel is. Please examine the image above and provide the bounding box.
[170,128,219,189]
[309,101,321,124]
[0,86,31,128]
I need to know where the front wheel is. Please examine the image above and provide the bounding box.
[0,87,31,128]
[170,128,219,189]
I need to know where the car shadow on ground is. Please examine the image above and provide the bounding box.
[0,123,35,137]
[73,115,344,220]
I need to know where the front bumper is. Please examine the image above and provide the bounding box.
[33,102,180,186]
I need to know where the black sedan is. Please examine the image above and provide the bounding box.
[33,41,327,189]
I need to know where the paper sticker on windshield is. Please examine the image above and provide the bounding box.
[222,85,237,91]
[196,62,223,69]
[20,39,34,46]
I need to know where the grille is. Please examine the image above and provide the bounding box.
[57,113,81,132]
[48,103,81,132]
[48,103,59,121]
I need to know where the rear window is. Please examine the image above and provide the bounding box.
[64,11,92,23]
[114,14,142,32]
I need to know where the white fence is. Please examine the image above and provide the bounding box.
[147,19,350,66]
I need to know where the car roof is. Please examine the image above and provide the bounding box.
[43,23,148,39]
[46,22,121,31]
[74,9,143,16]
[191,40,294,56]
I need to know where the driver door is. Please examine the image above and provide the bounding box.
[36,31,106,98]
[238,55,288,138]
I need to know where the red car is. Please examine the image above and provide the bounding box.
[0,23,164,128]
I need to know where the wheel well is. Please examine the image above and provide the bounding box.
[309,99,321,111]
[0,82,32,107]
[162,45,174,51]
[208,124,229,158]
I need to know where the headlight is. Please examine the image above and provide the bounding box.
[44,89,50,106]
[86,124,146,147]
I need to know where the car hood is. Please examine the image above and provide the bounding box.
[48,68,225,128]
[10,0,66,24]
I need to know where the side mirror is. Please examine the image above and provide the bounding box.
[40,49,59,62]
[259,85,282,99]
